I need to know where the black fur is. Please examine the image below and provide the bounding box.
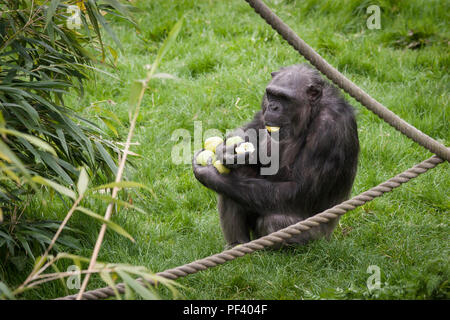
[193,64,359,248]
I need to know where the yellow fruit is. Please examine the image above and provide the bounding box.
[226,136,244,146]
[196,150,215,166]
[213,160,230,174]
[235,142,255,154]
[204,136,223,152]
[265,126,280,133]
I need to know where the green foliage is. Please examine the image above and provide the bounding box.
[0,219,82,270]
[0,12,183,300]
[0,0,135,266]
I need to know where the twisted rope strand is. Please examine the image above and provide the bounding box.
[56,156,444,299]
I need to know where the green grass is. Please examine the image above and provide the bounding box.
[3,0,449,299]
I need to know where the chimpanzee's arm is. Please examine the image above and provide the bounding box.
[193,108,358,213]
[193,152,298,213]
[194,173,298,213]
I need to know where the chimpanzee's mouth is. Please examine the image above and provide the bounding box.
[265,125,281,135]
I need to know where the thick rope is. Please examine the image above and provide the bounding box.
[56,155,444,299]
[245,0,449,162]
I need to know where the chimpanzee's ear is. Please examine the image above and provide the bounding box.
[271,71,280,78]
[306,83,322,102]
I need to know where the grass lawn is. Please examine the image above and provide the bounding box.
[6,0,449,299]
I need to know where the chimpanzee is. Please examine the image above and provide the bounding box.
[193,64,359,248]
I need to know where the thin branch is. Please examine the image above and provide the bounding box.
[76,79,148,299]
[16,193,84,293]
[26,268,113,290]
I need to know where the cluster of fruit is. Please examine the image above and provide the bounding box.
[195,136,255,174]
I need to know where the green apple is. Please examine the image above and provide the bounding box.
[196,150,216,166]
[204,136,223,152]
[213,160,230,174]
[225,136,244,146]
[235,142,255,154]
[265,126,280,133]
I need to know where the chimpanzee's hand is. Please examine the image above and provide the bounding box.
[215,141,256,169]
[192,149,222,189]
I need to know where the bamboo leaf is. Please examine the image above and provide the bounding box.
[100,117,119,137]
[0,111,5,127]
[0,140,35,187]
[38,152,73,185]
[50,263,68,294]
[77,167,89,196]
[0,128,57,156]
[0,230,15,242]
[0,282,15,300]
[56,253,91,265]
[56,128,69,156]
[99,271,121,300]
[95,141,118,175]
[92,107,123,126]
[91,181,150,192]
[17,236,34,259]
[31,255,48,275]
[116,270,157,300]
[107,45,118,65]
[103,0,132,16]
[32,176,76,200]
[0,162,20,184]
[75,207,134,242]
[45,0,62,30]
[147,18,184,77]
[124,283,134,300]
[128,80,144,115]
[88,0,122,49]
[90,193,147,214]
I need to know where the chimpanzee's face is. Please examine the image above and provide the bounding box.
[262,65,322,139]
